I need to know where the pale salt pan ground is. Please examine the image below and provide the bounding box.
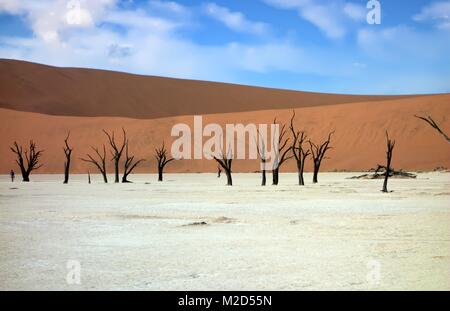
[0,173,449,290]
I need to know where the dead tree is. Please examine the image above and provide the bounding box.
[103,128,127,183]
[415,115,450,143]
[309,131,334,184]
[272,118,293,185]
[256,129,267,186]
[290,111,311,186]
[382,131,395,193]
[154,142,174,182]
[214,154,233,186]
[63,132,73,184]
[122,141,145,183]
[81,145,108,183]
[10,141,44,182]
[350,165,416,179]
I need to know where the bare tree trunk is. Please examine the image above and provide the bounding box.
[261,165,266,186]
[299,159,307,186]
[114,161,119,183]
[271,118,293,186]
[312,163,319,184]
[225,170,232,186]
[63,158,71,184]
[382,170,389,193]
[63,132,73,184]
[88,171,91,184]
[103,128,126,183]
[214,154,233,186]
[382,131,395,193]
[155,142,174,182]
[272,168,279,185]
[122,141,144,183]
[158,167,163,181]
[309,131,334,184]
[297,162,304,186]
[290,110,310,186]
[256,129,268,187]
[101,170,108,183]
[22,171,30,182]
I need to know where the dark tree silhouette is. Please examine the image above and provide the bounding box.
[10,141,44,182]
[103,128,126,183]
[290,110,311,186]
[88,171,91,184]
[256,128,267,186]
[63,132,73,184]
[309,131,334,184]
[214,153,233,186]
[415,115,449,143]
[155,142,174,182]
[81,145,108,183]
[272,118,293,185]
[122,141,145,183]
[382,131,395,193]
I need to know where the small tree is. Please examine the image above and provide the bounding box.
[415,115,449,143]
[382,131,395,193]
[309,131,334,184]
[272,118,293,185]
[63,132,73,184]
[154,142,174,181]
[214,154,233,186]
[256,129,267,186]
[10,141,44,182]
[122,141,145,183]
[103,128,127,183]
[290,110,311,186]
[81,145,108,183]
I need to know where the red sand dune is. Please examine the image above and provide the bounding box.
[0,59,415,119]
[0,60,449,175]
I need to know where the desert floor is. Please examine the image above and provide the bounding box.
[0,173,449,290]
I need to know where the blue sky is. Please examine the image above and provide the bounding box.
[0,0,449,94]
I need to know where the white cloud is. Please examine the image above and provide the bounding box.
[0,0,116,43]
[343,2,366,22]
[413,0,450,29]
[299,4,346,39]
[263,0,366,39]
[149,0,189,15]
[104,9,180,33]
[357,25,450,62]
[1,0,449,94]
[263,0,310,10]
[0,1,342,81]
[352,62,366,69]
[203,3,269,36]
[438,21,450,29]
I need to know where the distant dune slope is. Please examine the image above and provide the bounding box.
[1,94,449,174]
[1,59,448,174]
[0,59,416,119]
